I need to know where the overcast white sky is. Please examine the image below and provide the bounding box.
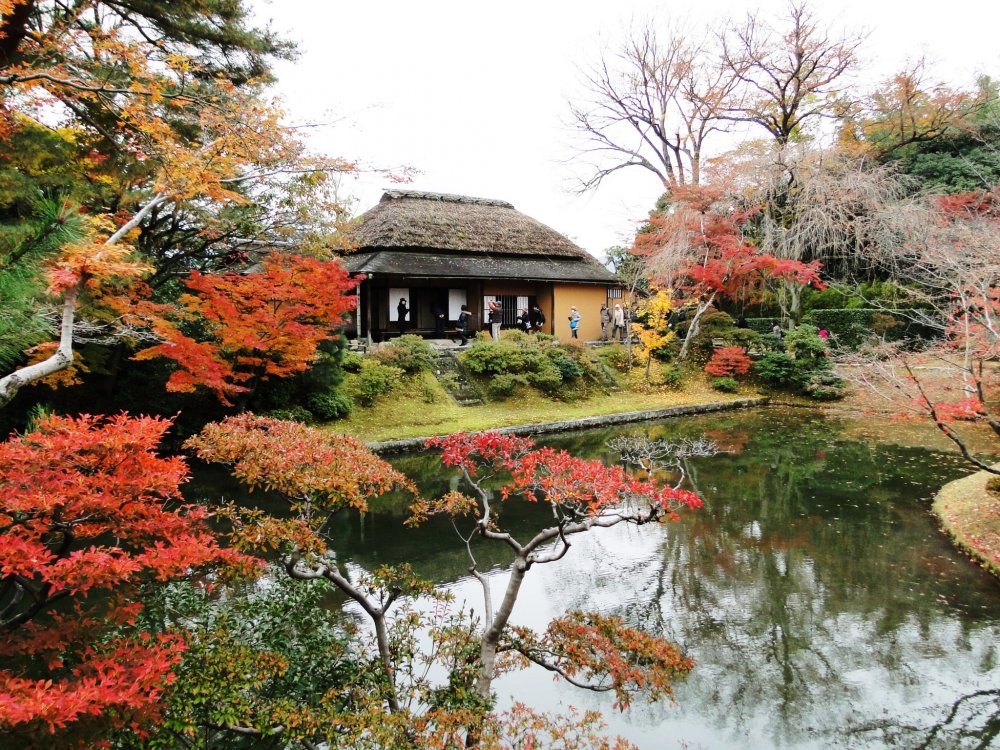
[254,0,1000,260]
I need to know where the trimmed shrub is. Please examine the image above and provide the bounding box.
[805,371,848,401]
[341,350,364,373]
[801,309,936,349]
[754,352,800,388]
[372,335,436,374]
[460,336,615,400]
[527,362,565,395]
[487,373,527,400]
[546,350,584,381]
[711,376,739,393]
[461,339,526,376]
[353,362,404,406]
[309,391,354,420]
[785,324,828,363]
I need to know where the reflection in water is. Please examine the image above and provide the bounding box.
[191,408,1000,749]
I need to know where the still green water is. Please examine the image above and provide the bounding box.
[189,407,1000,749]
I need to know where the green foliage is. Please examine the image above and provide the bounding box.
[711,376,740,393]
[351,361,404,406]
[547,350,584,380]
[262,405,314,423]
[743,317,782,336]
[487,373,527,400]
[0,197,85,371]
[134,572,368,750]
[658,364,684,389]
[526,361,564,395]
[800,308,935,349]
[754,352,801,388]
[785,324,828,363]
[597,344,632,372]
[805,371,848,401]
[308,391,354,421]
[372,334,436,374]
[341,350,364,373]
[461,339,526,376]
[460,336,615,401]
[697,310,736,335]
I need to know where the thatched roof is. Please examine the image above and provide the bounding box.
[348,190,594,260]
[342,251,617,283]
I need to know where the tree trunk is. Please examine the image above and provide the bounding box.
[0,284,78,408]
[677,296,715,362]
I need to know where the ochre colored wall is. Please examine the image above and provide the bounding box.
[552,284,610,342]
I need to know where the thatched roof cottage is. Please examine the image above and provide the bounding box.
[343,190,620,342]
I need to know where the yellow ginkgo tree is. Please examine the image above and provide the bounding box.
[632,289,676,381]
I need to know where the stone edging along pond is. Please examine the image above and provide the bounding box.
[932,468,1000,581]
[366,397,769,455]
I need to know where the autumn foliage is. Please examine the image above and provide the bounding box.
[134,254,357,404]
[705,347,752,378]
[0,413,254,739]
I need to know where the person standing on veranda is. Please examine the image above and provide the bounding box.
[457,304,471,346]
[488,299,502,341]
[396,297,409,337]
[530,305,546,332]
[600,303,611,341]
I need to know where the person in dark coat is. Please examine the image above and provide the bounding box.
[530,305,546,331]
[518,308,532,332]
[457,304,471,345]
[396,298,408,336]
[432,302,446,338]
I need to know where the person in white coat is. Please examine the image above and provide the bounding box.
[612,303,625,342]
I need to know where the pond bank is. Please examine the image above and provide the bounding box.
[366,396,768,453]
[933,468,1000,580]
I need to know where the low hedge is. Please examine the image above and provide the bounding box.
[801,309,937,349]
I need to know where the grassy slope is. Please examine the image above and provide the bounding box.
[933,469,1000,580]
[334,369,755,443]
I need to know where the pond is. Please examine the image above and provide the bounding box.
[188,407,1000,749]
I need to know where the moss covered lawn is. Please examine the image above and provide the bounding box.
[333,369,757,443]
[933,469,1000,580]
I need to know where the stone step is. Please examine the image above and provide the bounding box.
[431,352,483,406]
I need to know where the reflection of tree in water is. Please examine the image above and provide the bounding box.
[191,408,1000,747]
[542,409,1000,748]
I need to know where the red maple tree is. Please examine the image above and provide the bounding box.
[705,346,753,378]
[134,254,357,404]
[0,413,255,740]
[634,185,825,359]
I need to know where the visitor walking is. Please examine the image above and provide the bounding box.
[396,297,408,337]
[622,304,632,342]
[457,304,471,346]
[568,306,581,339]
[772,323,784,340]
[518,308,532,332]
[488,299,502,341]
[600,303,611,341]
[612,303,625,342]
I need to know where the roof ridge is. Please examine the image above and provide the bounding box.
[381,189,514,209]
